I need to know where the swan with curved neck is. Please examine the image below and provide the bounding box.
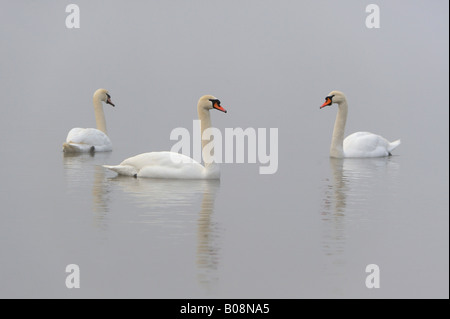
[104,95,227,179]
[63,88,115,153]
[321,90,400,158]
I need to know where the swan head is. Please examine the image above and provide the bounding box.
[320,90,346,109]
[198,95,227,113]
[94,88,115,107]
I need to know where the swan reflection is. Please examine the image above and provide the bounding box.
[196,180,221,292]
[320,157,400,294]
[63,152,112,230]
[109,177,221,291]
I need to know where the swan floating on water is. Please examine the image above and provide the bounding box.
[104,95,227,179]
[321,90,400,158]
[63,88,115,153]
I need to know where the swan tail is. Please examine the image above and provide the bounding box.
[388,139,401,152]
[63,142,81,153]
[103,165,138,177]
[63,142,96,153]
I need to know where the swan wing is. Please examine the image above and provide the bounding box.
[105,151,209,179]
[344,132,393,157]
[65,128,112,152]
[120,151,199,168]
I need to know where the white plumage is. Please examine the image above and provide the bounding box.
[63,88,115,153]
[104,95,226,179]
[343,132,401,158]
[64,128,112,153]
[321,90,401,158]
[104,151,220,179]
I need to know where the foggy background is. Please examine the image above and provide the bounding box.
[1,0,447,159]
[0,1,448,298]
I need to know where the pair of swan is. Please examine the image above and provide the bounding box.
[63,89,400,179]
[63,92,227,179]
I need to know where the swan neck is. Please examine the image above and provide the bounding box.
[198,108,215,168]
[330,100,348,158]
[94,96,107,135]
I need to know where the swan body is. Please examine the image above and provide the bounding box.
[63,128,112,153]
[343,131,401,157]
[104,152,221,179]
[321,90,400,158]
[63,88,115,153]
[104,95,226,179]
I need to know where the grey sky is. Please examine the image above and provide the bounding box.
[1,1,448,164]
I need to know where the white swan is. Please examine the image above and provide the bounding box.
[104,95,227,179]
[63,88,115,153]
[321,90,400,158]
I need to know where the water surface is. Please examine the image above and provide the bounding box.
[0,1,448,299]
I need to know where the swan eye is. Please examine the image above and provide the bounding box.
[106,93,111,98]
[209,99,220,105]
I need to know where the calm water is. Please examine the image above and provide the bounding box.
[0,1,448,299]
[0,124,447,298]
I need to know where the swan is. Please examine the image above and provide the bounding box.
[63,88,115,153]
[321,90,400,158]
[104,95,227,179]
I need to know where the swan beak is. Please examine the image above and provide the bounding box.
[107,98,115,107]
[320,97,332,109]
[213,102,227,113]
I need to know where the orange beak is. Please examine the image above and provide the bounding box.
[320,97,332,109]
[213,102,227,113]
